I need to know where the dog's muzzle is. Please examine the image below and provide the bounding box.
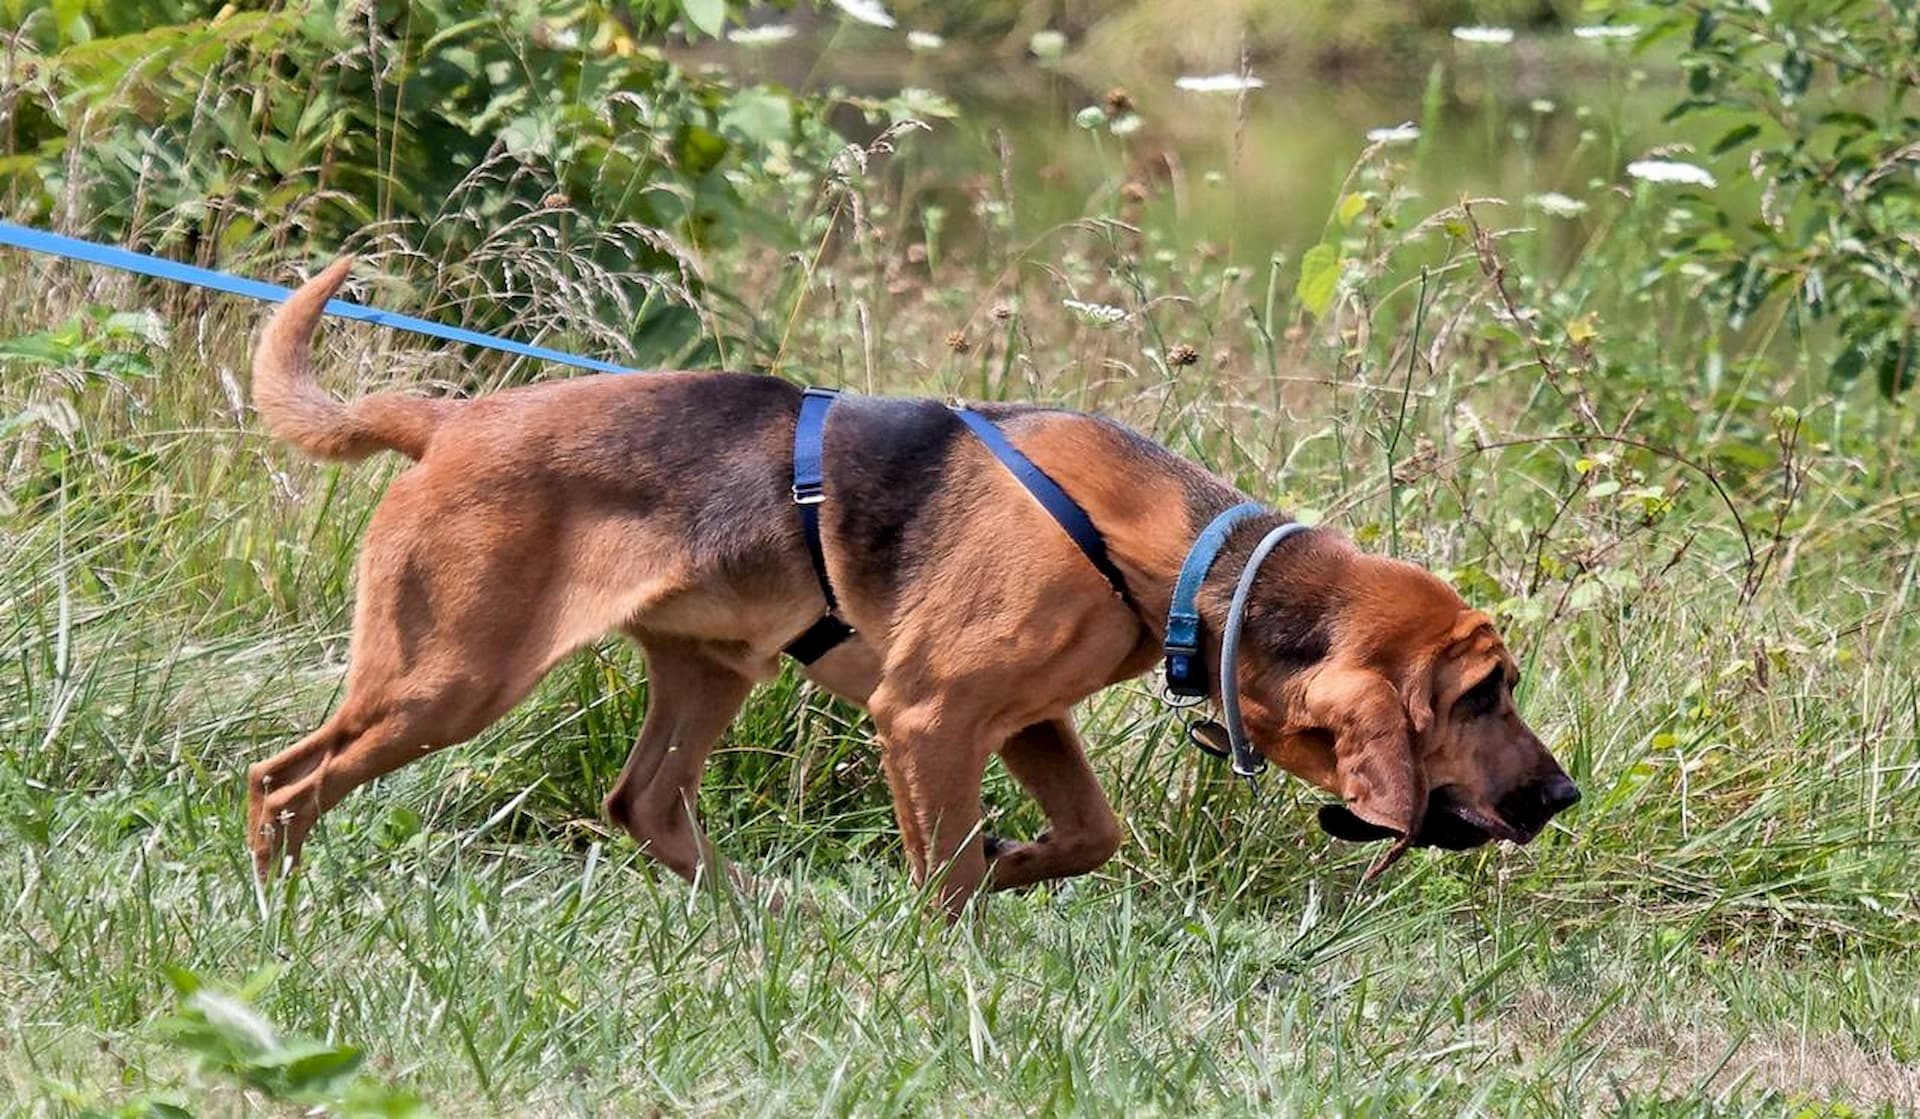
[1317,775,1581,850]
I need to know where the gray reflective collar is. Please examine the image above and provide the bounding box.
[1213,522,1314,782]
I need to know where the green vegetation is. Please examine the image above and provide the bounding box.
[2,0,1916,1115]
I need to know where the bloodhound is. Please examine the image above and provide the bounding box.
[244,259,1580,914]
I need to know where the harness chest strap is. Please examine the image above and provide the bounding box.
[784,387,854,664]
[783,394,1140,664]
[948,406,1139,611]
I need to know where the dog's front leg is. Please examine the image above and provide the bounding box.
[982,718,1122,891]
[870,692,995,918]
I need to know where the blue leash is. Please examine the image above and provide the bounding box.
[0,217,1311,782]
[0,221,637,376]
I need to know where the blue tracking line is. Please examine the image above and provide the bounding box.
[0,221,638,376]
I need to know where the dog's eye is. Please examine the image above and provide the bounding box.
[1457,672,1504,718]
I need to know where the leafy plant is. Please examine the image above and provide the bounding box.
[1630,0,1920,397]
[0,301,167,384]
[70,968,430,1118]
[2,0,846,363]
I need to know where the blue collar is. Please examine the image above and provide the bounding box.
[1163,507,1313,784]
[1161,502,1267,701]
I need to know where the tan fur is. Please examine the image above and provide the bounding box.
[243,261,1575,916]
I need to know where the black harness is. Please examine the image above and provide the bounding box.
[781,387,1309,789]
[781,388,1136,664]
[780,388,857,664]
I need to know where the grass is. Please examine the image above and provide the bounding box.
[5,22,1920,1119]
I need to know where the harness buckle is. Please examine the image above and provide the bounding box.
[1161,644,1205,706]
[792,481,825,505]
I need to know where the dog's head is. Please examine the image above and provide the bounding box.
[1238,558,1579,874]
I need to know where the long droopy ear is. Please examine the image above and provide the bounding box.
[1301,667,1428,879]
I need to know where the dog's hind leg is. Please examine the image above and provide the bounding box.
[247,470,632,878]
[245,596,559,879]
[984,718,1122,891]
[247,686,522,878]
[602,635,754,884]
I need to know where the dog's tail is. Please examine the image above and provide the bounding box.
[252,257,453,462]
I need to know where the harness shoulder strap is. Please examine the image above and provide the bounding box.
[784,387,854,664]
[1162,501,1268,700]
[950,406,1139,612]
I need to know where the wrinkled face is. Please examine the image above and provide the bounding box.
[1316,618,1581,857]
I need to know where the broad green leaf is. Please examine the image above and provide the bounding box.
[680,0,726,38]
[1295,243,1341,318]
[720,89,792,146]
[673,124,730,174]
[1877,333,1915,398]
[272,1042,365,1093]
[0,333,71,364]
[1335,192,1366,227]
[1831,343,1867,386]
[1816,110,1875,132]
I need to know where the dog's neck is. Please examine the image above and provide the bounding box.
[1013,410,1345,670]
[1070,456,1343,670]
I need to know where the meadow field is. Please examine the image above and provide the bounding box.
[2,1,1917,1115]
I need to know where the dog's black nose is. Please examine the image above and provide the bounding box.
[1537,774,1581,816]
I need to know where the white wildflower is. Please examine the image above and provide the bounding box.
[1451,26,1516,45]
[1175,73,1266,93]
[1074,106,1107,130]
[1574,24,1641,41]
[831,0,895,29]
[1626,159,1717,188]
[906,30,943,51]
[1029,30,1067,61]
[1063,298,1128,327]
[727,24,796,46]
[1527,191,1590,217]
[1530,99,1556,114]
[1366,122,1420,145]
[1109,113,1144,137]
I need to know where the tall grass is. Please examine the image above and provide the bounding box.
[4,18,1919,1119]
